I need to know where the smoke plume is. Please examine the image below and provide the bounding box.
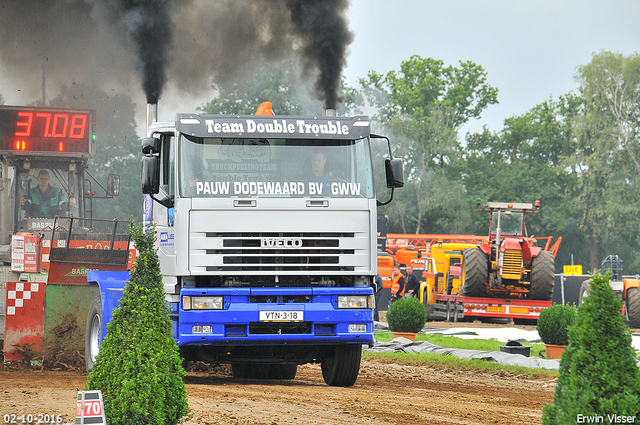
[286,0,354,109]
[0,0,354,111]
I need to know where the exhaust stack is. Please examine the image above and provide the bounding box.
[146,103,158,136]
[325,108,336,117]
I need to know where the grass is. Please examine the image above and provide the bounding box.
[368,331,558,380]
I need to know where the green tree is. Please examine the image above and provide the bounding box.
[563,50,640,270]
[542,271,640,424]
[460,95,583,269]
[360,55,498,234]
[199,64,305,116]
[49,83,141,222]
[85,224,189,425]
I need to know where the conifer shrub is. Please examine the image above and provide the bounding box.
[85,224,189,425]
[536,303,577,346]
[542,271,640,424]
[386,296,427,333]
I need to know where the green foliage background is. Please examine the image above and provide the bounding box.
[85,224,189,425]
[4,49,640,272]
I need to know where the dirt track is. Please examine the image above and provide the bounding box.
[0,352,556,425]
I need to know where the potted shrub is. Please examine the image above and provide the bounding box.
[536,303,577,359]
[386,297,427,341]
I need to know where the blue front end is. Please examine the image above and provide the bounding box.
[179,286,374,347]
[88,271,374,353]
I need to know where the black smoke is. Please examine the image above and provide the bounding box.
[0,0,353,110]
[285,0,354,109]
[95,0,174,104]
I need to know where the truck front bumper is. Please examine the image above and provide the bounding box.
[176,286,374,346]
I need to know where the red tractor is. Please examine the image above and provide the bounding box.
[460,201,555,300]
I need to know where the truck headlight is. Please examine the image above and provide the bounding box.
[182,296,223,310]
[338,295,374,309]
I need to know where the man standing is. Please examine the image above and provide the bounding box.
[21,170,72,218]
[405,265,421,298]
[390,266,406,306]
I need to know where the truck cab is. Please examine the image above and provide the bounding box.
[87,109,403,387]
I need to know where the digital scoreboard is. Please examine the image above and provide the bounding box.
[0,105,95,155]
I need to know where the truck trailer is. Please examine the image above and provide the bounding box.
[85,104,404,386]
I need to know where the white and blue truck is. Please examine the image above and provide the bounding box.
[85,105,403,386]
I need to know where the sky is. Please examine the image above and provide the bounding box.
[344,0,640,135]
[1,0,639,137]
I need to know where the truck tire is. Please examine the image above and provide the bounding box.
[625,287,640,328]
[578,279,591,306]
[461,248,488,297]
[529,251,554,300]
[321,344,361,387]
[270,363,298,379]
[85,296,102,373]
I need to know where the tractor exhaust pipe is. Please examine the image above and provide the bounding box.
[325,108,336,117]
[146,103,158,137]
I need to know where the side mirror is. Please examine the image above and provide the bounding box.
[385,158,404,188]
[141,155,160,194]
[142,137,161,155]
[107,174,120,197]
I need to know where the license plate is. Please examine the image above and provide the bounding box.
[487,306,505,313]
[259,310,304,322]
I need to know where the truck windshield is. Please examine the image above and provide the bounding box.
[179,135,374,198]
[491,211,524,236]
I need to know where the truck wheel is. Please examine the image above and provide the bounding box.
[231,363,249,378]
[270,363,297,379]
[529,251,554,300]
[85,296,102,373]
[461,248,488,297]
[578,279,591,306]
[625,287,640,328]
[452,302,459,322]
[321,344,361,387]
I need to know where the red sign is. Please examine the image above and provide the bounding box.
[76,390,106,425]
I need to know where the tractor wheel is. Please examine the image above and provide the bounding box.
[529,251,555,301]
[446,272,454,295]
[625,287,640,328]
[578,279,591,306]
[321,344,361,387]
[85,296,102,373]
[461,248,488,297]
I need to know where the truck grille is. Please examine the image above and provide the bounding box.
[501,249,522,279]
[204,232,355,272]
